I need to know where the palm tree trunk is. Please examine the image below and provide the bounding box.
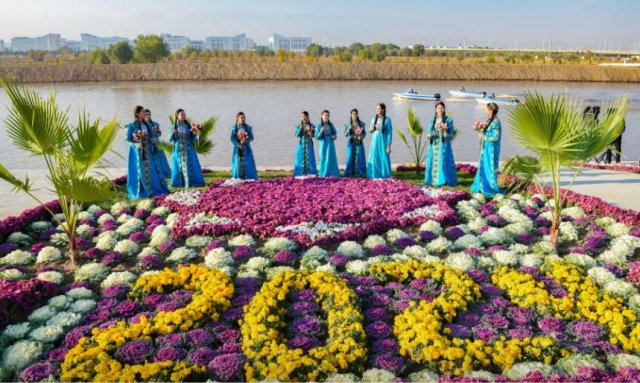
[550,218,559,247]
[67,231,78,269]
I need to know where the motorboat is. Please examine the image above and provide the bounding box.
[475,95,520,106]
[393,89,441,101]
[448,87,487,98]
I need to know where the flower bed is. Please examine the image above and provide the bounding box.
[583,163,640,175]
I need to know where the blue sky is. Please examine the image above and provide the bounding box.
[0,0,638,50]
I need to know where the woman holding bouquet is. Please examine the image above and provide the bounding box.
[424,102,458,186]
[125,105,170,200]
[293,111,318,176]
[344,108,367,177]
[144,108,171,179]
[471,102,504,196]
[230,111,258,179]
[169,108,205,188]
[367,103,393,179]
[315,110,340,177]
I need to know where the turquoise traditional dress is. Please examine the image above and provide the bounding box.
[315,121,340,177]
[367,116,393,179]
[293,122,317,176]
[125,120,170,200]
[471,119,505,196]
[424,116,458,186]
[149,119,172,179]
[169,122,205,188]
[344,120,367,177]
[230,124,258,179]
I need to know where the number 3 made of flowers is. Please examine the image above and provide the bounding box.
[60,265,234,382]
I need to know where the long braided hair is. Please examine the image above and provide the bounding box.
[373,103,386,134]
[484,102,499,130]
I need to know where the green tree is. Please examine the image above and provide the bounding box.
[108,41,134,64]
[333,51,353,62]
[502,91,629,246]
[0,79,121,268]
[348,42,364,55]
[134,34,170,63]
[412,44,425,57]
[485,54,496,63]
[88,48,110,64]
[28,50,46,62]
[396,108,427,173]
[306,43,324,57]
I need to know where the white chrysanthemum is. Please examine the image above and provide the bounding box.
[0,268,25,280]
[75,224,94,239]
[69,299,97,314]
[471,193,486,203]
[95,231,118,251]
[445,252,475,272]
[464,370,497,380]
[28,306,57,324]
[604,280,636,299]
[315,264,336,275]
[204,248,233,270]
[2,323,31,340]
[37,271,64,284]
[610,235,640,258]
[245,257,272,272]
[532,240,557,255]
[606,222,630,237]
[467,217,487,234]
[140,270,161,278]
[136,198,155,211]
[361,368,396,383]
[480,228,511,246]
[629,295,640,311]
[608,353,640,371]
[237,269,260,279]
[519,253,544,268]
[1,340,44,372]
[46,312,82,327]
[538,210,553,221]
[65,287,94,300]
[185,235,212,249]
[151,206,171,218]
[453,234,482,250]
[498,197,518,209]
[557,354,604,375]
[509,243,531,255]
[149,225,171,248]
[136,246,158,260]
[326,373,360,383]
[299,246,329,270]
[559,222,579,242]
[86,204,102,215]
[426,236,452,253]
[386,228,410,243]
[595,216,616,227]
[29,221,52,233]
[493,250,518,266]
[587,266,617,287]
[363,235,387,249]
[29,324,64,343]
[266,266,295,281]
[48,295,70,309]
[504,221,534,237]
[97,213,116,225]
[165,212,180,227]
[544,254,562,263]
[504,362,555,380]
[101,271,137,288]
[217,266,235,277]
[7,232,31,246]
[116,218,144,237]
[113,239,139,257]
[36,246,62,264]
[477,256,497,271]
[336,241,364,259]
[166,247,197,263]
[566,253,597,269]
[110,201,130,216]
[262,237,297,255]
[419,220,443,235]
[0,250,35,266]
[407,369,439,382]
[116,214,132,224]
[561,206,586,219]
[403,245,430,260]
[228,234,256,247]
[74,262,109,282]
[367,255,390,265]
[456,202,482,222]
[598,250,628,267]
[498,206,530,224]
[345,260,369,275]
[390,253,411,263]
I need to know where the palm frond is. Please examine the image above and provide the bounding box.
[193,115,217,155]
[406,107,423,137]
[158,140,174,155]
[68,111,121,173]
[0,163,33,193]
[501,155,544,192]
[396,129,410,147]
[49,171,115,203]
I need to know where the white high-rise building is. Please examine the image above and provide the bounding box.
[11,34,64,52]
[80,33,128,51]
[0,39,5,52]
[204,33,251,51]
[268,34,311,53]
[161,34,192,52]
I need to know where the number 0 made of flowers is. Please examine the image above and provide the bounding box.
[60,265,234,382]
[241,270,368,382]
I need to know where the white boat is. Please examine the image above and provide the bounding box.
[448,88,487,98]
[393,89,441,101]
[475,96,520,106]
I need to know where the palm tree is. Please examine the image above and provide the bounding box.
[396,107,427,174]
[0,79,121,268]
[159,115,217,155]
[502,91,629,246]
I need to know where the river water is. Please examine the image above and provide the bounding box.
[0,80,638,170]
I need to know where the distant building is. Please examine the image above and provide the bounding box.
[80,33,128,51]
[11,34,64,52]
[190,40,204,51]
[268,34,311,53]
[204,33,252,51]
[161,34,192,52]
[64,40,82,52]
[0,39,4,52]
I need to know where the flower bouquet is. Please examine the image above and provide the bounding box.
[473,121,488,133]
[133,129,148,144]
[190,122,203,135]
[236,130,249,145]
[305,124,315,138]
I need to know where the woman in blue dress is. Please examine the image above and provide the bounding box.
[126,105,170,200]
[230,112,258,179]
[293,111,317,176]
[315,110,340,177]
[344,108,367,177]
[169,108,205,188]
[424,102,458,186]
[144,108,171,179]
[367,103,393,179]
[471,102,505,196]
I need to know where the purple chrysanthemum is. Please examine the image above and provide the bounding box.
[218,342,242,353]
[508,328,534,340]
[371,338,399,354]
[273,249,297,265]
[286,336,322,352]
[101,283,130,300]
[74,237,91,250]
[83,247,103,259]
[217,328,241,343]
[206,240,226,252]
[419,230,437,242]
[486,214,508,227]
[129,231,148,244]
[474,327,497,343]
[46,348,69,362]
[538,316,565,333]
[364,307,388,322]
[208,353,246,382]
[515,232,535,245]
[290,316,323,336]
[18,362,58,382]
[288,301,319,316]
[133,208,150,219]
[291,289,318,302]
[189,347,217,366]
[464,248,483,257]
[156,333,184,347]
[444,226,466,241]
[31,242,48,254]
[156,301,183,312]
[232,245,254,262]
[0,242,19,256]
[154,346,187,362]
[329,253,349,267]
[101,251,123,266]
[395,236,416,248]
[115,300,140,317]
[365,320,392,339]
[139,254,161,269]
[445,324,472,338]
[373,353,406,375]
[116,340,153,364]
[158,240,177,255]
[371,244,393,256]
[485,314,509,328]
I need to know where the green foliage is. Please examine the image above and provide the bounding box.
[164,115,218,155]
[306,43,325,57]
[333,51,353,62]
[108,41,134,64]
[485,54,496,63]
[395,108,427,172]
[88,48,110,64]
[134,34,170,63]
[28,50,46,62]
[412,44,425,57]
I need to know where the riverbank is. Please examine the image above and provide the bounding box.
[2,62,639,83]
